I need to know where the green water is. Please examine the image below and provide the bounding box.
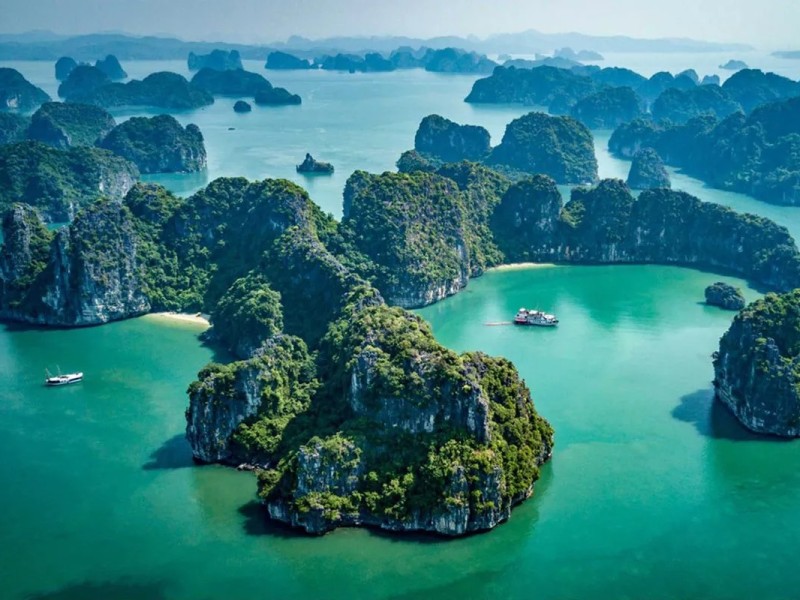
[2,60,800,598]
[3,267,800,599]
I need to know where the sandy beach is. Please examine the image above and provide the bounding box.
[143,312,211,327]
[487,262,558,272]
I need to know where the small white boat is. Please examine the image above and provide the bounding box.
[514,307,559,327]
[45,371,83,386]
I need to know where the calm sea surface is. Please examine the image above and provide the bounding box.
[2,56,800,599]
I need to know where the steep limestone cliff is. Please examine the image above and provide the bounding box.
[714,290,800,436]
[3,198,150,325]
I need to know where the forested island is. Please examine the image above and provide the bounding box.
[609,95,800,205]
[3,45,800,537]
[406,112,597,184]
[4,155,799,531]
[189,67,302,104]
[714,290,800,436]
[0,102,208,176]
[58,69,214,109]
[464,65,800,128]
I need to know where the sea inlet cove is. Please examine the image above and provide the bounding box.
[2,1,800,598]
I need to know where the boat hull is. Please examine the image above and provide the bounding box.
[45,373,83,386]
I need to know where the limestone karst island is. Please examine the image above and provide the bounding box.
[1,1,800,598]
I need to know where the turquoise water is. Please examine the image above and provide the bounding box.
[4,267,800,599]
[1,60,800,599]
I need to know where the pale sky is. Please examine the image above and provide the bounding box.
[1,0,797,48]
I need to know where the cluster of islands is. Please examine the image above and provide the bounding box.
[1,41,800,537]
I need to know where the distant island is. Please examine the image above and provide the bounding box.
[609,91,800,205]
[773,50,800,60]
[233,100,251,113]
[0,102,208,181]
[188,49,243,71]
[408,112,597,185]
[554,47,604,61]
[59,69,214,109]
[720,59,749,70]
[0,30,752,61]
[296,153,334,174]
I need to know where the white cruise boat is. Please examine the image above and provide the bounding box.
[45,371,83,386]
[513,308,559,327]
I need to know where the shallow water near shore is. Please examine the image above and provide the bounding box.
[2,58,800,599]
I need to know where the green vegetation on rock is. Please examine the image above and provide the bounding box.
[714,290,800,436]
[63,71,214,109]
[487,111,598,184]
[99,114,206,173]
[0,141,139,221]
[210,273,284,358]
[0,113,30,145]
[27,102,116,148]
[626,147,670,190]
[190,68,273,96]
[0,67,51,112]
[651,85,742,123]
[609,96,800,205]
[188,49,243,71]
[705,281,746,310]
[414,114,491,162]
[568,86,643,128]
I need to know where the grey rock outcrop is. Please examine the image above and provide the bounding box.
[705,281,746,310]
[3,199,150,325]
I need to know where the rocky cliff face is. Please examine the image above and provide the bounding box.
[0,113,30,145]
[0,204,53,309]
[714,290,800,436]
[5,199,150,325]
[414,114,491,162]
[187,360,267,464]
[490,177,800,292]
[491,175,565,262]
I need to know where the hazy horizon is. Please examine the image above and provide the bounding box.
[2,0,798,50]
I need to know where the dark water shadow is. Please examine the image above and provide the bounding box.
[142,434,194,470]
[238,500,309,539]
[26,579,170,600]
[672,388,785,442]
